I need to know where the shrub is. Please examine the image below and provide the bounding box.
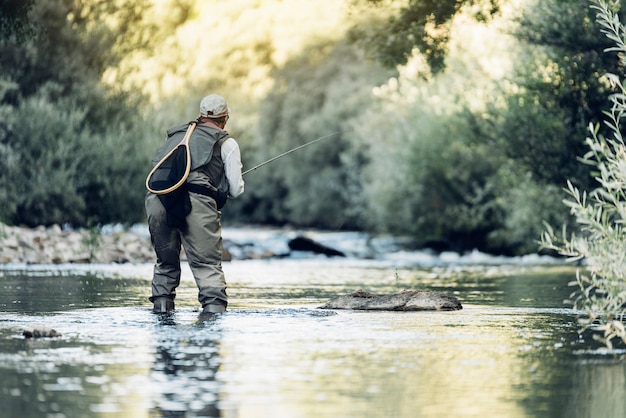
[0,89,153,227]
[542,0,626,349]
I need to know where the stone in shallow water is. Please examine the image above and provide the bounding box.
[319,289,462,311]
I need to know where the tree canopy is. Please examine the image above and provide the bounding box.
[348,0,500,72]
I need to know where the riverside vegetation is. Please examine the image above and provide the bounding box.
[1,0,623,256]
[542,0,626,350]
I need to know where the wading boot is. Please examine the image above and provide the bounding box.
[153,297,175,313]
[202,304,226,314]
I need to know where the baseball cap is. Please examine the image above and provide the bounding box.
[199,94,230,118]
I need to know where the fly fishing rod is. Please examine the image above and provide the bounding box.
[242,130,346,176]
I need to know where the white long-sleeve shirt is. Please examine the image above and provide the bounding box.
[222,137,244,198]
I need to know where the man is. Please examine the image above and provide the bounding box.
[145,94,244,314]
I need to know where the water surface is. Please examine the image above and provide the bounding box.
[1,258,625,418]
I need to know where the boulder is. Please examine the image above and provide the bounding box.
[319,289,462,311]
[288,236,346,257]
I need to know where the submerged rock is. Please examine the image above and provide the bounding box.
[23,328,62,338]
[319,290,462,311]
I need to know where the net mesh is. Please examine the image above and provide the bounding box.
[147,145,188,192]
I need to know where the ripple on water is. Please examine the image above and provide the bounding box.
[1,260,624,418]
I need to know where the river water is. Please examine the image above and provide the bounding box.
[1,228,625,418]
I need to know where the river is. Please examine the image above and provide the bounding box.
[0,228,625,418]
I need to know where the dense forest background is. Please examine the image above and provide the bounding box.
[1,0,623,255]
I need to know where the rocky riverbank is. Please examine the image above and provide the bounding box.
[0,223,351,264]
[0,223,156,264]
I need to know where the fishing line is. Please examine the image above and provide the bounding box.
[242,130,346,176]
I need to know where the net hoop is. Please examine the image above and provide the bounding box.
[145,122,196,195]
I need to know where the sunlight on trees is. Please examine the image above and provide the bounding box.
[348,0,501,72]
[116,0,349,105]
[352,0,532,251]
[2,0,621,261]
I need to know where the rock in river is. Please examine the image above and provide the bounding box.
[319,290,462,311]
[288,236,346,257]
[23,328,62,338]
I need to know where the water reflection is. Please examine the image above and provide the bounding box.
[0,261,625,417]
[150,313,223,417]
[563,356,626,417]
[0,269,148,312]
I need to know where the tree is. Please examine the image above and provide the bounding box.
[231,38,393,230]
[486,0,625,192]
[0,0,157,226]
[348,0,500,72]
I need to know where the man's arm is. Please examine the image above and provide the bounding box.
[221,138,244,198]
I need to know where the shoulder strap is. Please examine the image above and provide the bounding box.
[216,135,229,148]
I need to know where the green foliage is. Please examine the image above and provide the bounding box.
[2,94,90,225]
[0,89,154,226]
[488,91,590,187]
[353,91,515,253]
[2,0,624,262]
[81,224,103,262]
[348,0,500,72]
[229,38,393,230]
[342,0,582,255]
[542,0,626,349]
[490,0,624,191]
[490,167,570,254]
[0,0,156,226]
[0,0,35,39]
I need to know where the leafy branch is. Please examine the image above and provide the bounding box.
[541,0,626,350]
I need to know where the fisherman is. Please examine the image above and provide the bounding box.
[145,94,244,314]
